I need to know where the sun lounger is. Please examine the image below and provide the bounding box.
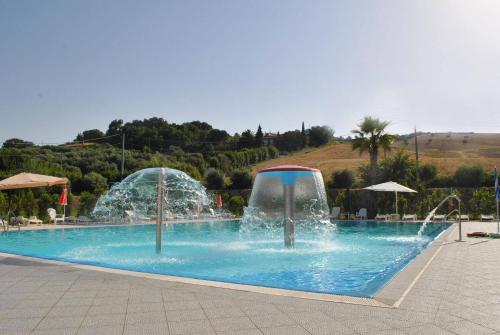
[356,208,367,220]
[480,214,494,221]
[330,207,341,219]
[402,214,417,221]
[433,214,446,221]
[375,214,388,221]
[28,216,43,225]
[457,214,469,221]
[16,216,29,226]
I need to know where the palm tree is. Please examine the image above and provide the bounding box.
[351,117,395,185]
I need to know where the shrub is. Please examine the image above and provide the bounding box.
[81,172,108,194]
[331,170,354,189]
[205,169,225,190]
[419,164,437,183]
[79,192,97,216]
[230,169,253,189]
[308,126,334,147]
[228,195,245,216]
[454,165,485,187]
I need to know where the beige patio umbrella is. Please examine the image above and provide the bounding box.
[363,181,417,215]
[0,173,69,221]
[0,173,68,190]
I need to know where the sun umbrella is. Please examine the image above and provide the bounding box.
[0,172,68,219]
[363,181,417,215]
[217,194,223,208]
[58,185,68,217]
[0,173,68,190]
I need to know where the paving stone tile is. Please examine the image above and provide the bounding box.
[210,316,256,332]
[36,316,84,330]
[166,308,207,322]
[0,317,42,331]
[164,300,200,311]
[1,306,51,319]
[87,303,127,315]
[249,313,295,328]
[77,325,124,335]
[124,322,170,335]
[260,325,309,335]
[47,306,89,318]
[204,307,246,319]
[127,302,163,313]
[441,320,497,335]
[126,311,167,325]
[31,328,78,335]
[169,319,214,334]
[216,330,263,335]
[81,314,125,328]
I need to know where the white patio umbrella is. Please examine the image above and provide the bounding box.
[363,181,417,215]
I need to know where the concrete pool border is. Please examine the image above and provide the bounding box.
[0,221,455,309]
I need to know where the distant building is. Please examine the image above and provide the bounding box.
[263,132,278,146]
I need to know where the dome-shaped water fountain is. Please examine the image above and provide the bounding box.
[93,168,212,221]
[244,165,330,247]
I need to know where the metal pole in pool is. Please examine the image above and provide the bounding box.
[156,168,164,253]
[283,183,295,248]
[458,198,462,242]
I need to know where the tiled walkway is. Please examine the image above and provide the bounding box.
[0,222,499,334]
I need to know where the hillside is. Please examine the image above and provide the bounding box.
[252,132,500,180]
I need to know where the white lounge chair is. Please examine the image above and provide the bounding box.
[47,208,64,224]
[433,214,446,221]
[16,216,29,226]
[356,208,367,220]
[330,207,341,219]
[402,214,417,221]
[480,214,494,221]
[375,214,388,221]
[28,216,43,225]
[457,214,469,221]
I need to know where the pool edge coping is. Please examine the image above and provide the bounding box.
[0,222,455,309]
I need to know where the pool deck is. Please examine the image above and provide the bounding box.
[1,222,499,334]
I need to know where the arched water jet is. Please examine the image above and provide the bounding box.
[93,168,214,222]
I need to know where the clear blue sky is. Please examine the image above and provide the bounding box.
[1,0,499,143]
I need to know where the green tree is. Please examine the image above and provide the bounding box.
[331,169,355,189]
[454,165,485,187]
[255,125,264,147]
[379,151,416,185]
[351,117,395,185]
[301,122,307,147]
[205,169,225,189]
[228,195,245,216]
[2,138,34,148]
[75,129,104,142]
[81,172,108,194]
[230,169,253,189]
[309,126,333,147]
[419,164,437,184]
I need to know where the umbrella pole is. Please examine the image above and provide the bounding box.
[395,191,398,216]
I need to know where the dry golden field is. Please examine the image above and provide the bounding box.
[252,132,500,180]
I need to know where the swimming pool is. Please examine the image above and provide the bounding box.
[0,220,450,297]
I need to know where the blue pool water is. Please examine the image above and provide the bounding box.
[0,220,450,297]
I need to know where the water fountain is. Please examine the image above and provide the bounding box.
[93,168,213,221]
[243,165,330,248]
[418,194,462,241]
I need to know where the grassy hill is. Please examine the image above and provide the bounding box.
[252,132,500,180]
